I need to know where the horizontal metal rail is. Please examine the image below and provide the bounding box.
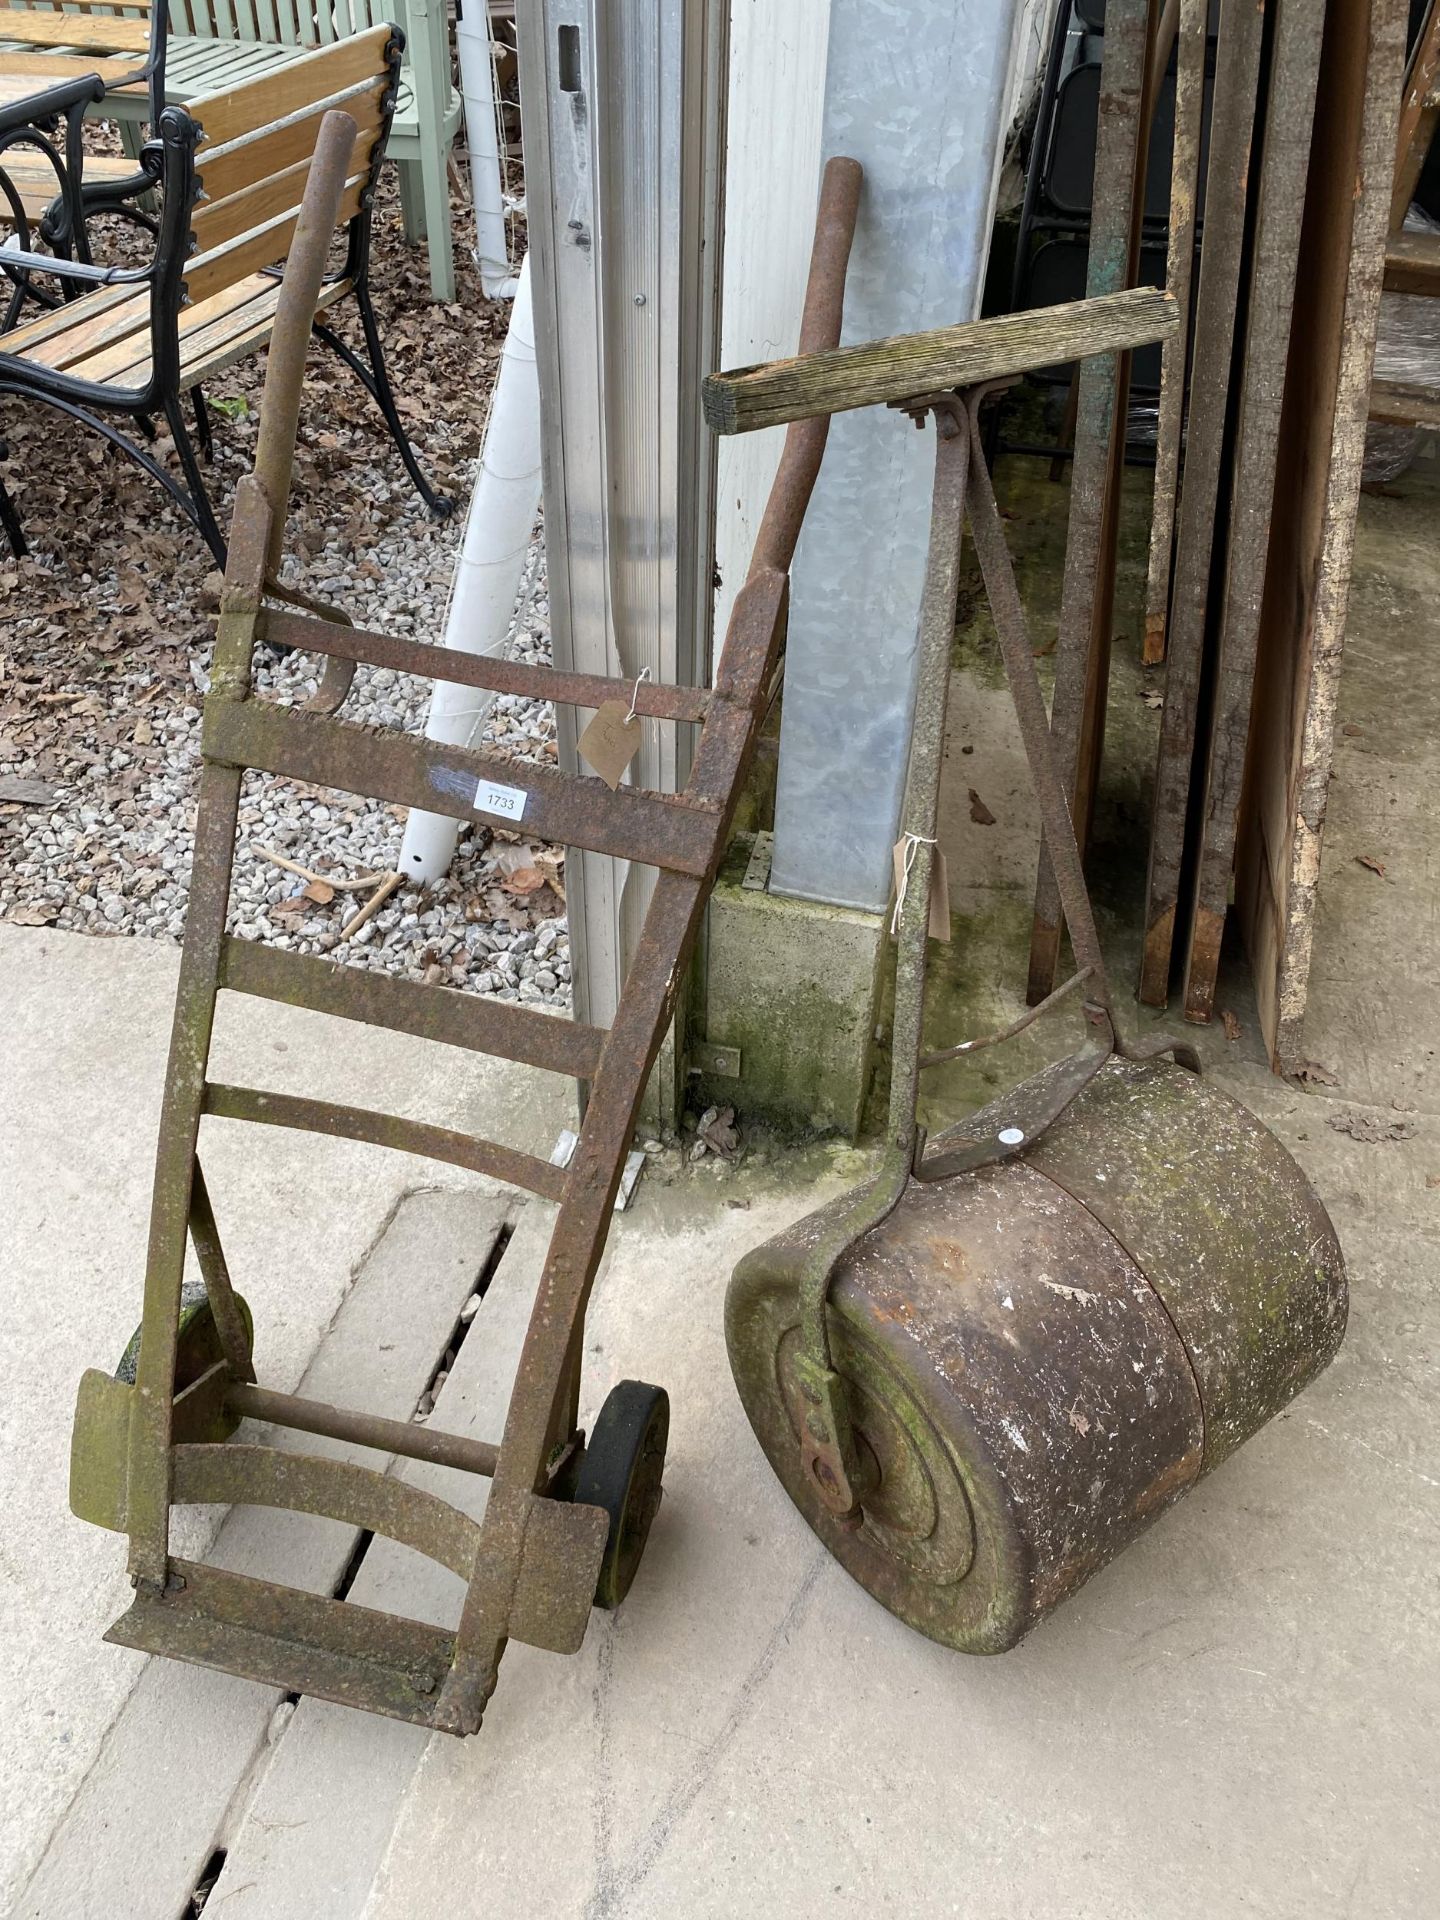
[202,1082,569,1200]
[105,1557,459,1727]
[171,1444,481,1580]
[224,1384,501,1479]
[258,607,714,724]
[203,699,720,875]
[218,938,605,1081]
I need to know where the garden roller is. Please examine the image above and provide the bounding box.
[708,347,1346,1653]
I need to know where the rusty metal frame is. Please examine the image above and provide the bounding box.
[790,376,1196,1528]
[68,139,863,1736]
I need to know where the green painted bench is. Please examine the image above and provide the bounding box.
[8,0,463,301]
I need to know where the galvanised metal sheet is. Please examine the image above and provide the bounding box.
[768,0,1025,912]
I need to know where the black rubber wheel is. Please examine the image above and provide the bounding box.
[116,1280,253,1442]
[572,1380,669,1610]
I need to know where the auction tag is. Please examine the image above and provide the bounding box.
[474,778,528,822]
[578,700,642,790]
[890,837,952,943]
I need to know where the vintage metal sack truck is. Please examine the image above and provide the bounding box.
[68,123,871,1738]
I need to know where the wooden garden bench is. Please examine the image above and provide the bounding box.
[0,147,133,223]
[0,25,451,561]
[2,0,463,301]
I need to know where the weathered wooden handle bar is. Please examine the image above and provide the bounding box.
[703,286,1179,434]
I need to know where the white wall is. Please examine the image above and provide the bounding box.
[714,0,832,648]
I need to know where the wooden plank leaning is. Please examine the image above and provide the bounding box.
[1178,0,1328,1026]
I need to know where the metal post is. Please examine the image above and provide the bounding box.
[517,0,728,1124]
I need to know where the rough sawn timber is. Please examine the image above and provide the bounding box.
[1142,0,1208,668]
[1234,0,1407,1069]
[1179,0,1328,1026]
[1137,0,1267,1009]
[701,287,1177,434]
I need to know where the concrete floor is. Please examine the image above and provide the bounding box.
[3,462,1439,1917]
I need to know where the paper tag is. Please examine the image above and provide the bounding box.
[474,778,528,822]
[891,837,951,943]
[577,700,642,791]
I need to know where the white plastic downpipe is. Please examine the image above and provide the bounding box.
[457,0,521,299]
[399,252,542,883]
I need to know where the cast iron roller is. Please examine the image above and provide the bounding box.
[728,1056,1344,1651]
[725,383,1345,1652]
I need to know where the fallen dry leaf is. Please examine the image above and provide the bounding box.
[1068,1405,1091,1436]
[490,843,536,877]
[968,788,996,827]
[1220,1009,1242,1043]
[302,879,335,905]
[1355,855,1386,877]
[1426,1174,1440,1190]
[695,1104,740,1158]
[1142,688,1164,710]
[1295,1060,1339,1087]
[6,902,58,925]
[1327,1110,1415,1144]
[482,888,531,929]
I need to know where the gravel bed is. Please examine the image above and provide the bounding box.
[0,162,573,1013]
[1,526,572,1011]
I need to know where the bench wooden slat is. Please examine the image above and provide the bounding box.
[194,138,381,256]
[181,275,348,387]
[0,149,135,224]
[75,274,271,387]
[194,82,383,207]
[61,271,349,392]
[5,1,156,14]
[0,269,350,398]
[187,20,391,148]
[24,287,151,374]
[185,173,366,305]
[0,12,151,53]
[0,277,134,356]
[0,47,139,83]
[106,36,302,98]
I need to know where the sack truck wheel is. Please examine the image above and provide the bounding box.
[115,1279,254,1443]
[572,1380,670,1610]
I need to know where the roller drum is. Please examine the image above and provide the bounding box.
[725,1059,1345,1651]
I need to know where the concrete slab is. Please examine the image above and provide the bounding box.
[6,461,1440,1919]
[1299,463,1440,1105]
[14,1187,513,1920]
[0,923,571,1910]
[352,1138,1439,1920]
[197,1202,556,1919]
